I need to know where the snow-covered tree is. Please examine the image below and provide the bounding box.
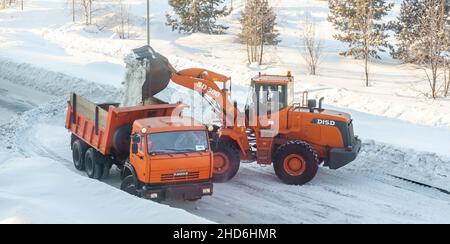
[394,0,450,63]
[394,0,450,98]
[166,0,230,34]
[239,0,280,64]
[392,0,424,63]
[328,0,394,86]
[416,1,449,98]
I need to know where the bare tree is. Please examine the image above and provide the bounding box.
[1,0,18,9]
[416,0,448,98]
[301,17,323,75]
[115,0,130,39]
[445,59,450,96]
[80,0,94,25]
[72,0,75,22]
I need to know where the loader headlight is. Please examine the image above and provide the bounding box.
[150,193,158,199]
[203,188,211,194]
[208,125,214,132]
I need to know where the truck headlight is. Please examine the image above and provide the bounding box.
[203,188,211,194]
[150,193,158,199]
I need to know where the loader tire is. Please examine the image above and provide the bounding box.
[273,141,319,185]
[72,139,87,171]
[84,148,104,180]
[212,141,240,183]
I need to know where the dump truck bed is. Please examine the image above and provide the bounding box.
[65,93,180,155]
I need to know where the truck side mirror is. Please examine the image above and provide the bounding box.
[131,143,139,154]
[131,134,140,154]
[132,134,141,144]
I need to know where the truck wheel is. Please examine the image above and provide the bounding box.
[120,175,141,197]
[273,141,319,185]
[84,148,104,180]
[212,141,240,183]
[72,140,87,171]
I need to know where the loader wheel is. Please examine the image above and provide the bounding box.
[72,140,87,171]
[120,175,141,197]
[84,148,104,180]
[273,141,319,185]
[212,141,240,183]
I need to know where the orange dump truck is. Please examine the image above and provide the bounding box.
[65,93,214,201]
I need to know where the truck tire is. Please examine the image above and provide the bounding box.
[120,175,141,197]
[212,141,240,183]
[84,148,104,180]
[273,141,319,185]
[72,139,87,171]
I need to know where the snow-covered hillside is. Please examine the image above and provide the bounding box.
[1,0,449,223]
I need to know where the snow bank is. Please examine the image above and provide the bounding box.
[354,140,450,192]
[0,156,210,224]
[0,57,121,151]
[0,58,120,99]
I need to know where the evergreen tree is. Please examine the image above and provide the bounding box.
[166,0,230,34]
[394,0,450,64]
[239,0,280,64]
[328,0,394,86]
[393,0,425,63]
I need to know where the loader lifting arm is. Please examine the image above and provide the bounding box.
[136,45,241,128]
[169,66,240,127]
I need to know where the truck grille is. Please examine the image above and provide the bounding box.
[160,171,200,182]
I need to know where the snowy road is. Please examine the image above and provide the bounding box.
[0,78,51,125]
[17,123,450,224]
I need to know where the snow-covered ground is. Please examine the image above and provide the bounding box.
[1,0,450,223]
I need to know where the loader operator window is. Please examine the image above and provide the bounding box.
[255,84,288,115]
[147,131,209,155]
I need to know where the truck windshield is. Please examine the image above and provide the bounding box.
[147,131,209,154]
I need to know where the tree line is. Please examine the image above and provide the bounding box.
[165,0,450,98]
[1,0,23,10]
[59,0,449,98]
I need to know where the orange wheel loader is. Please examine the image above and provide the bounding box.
[132,46,362,186]
[65,93,214,201]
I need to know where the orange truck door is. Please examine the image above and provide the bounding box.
[130,136,148,182]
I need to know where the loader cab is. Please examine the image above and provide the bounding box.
[249,72,294,116]
[129,117,214,200]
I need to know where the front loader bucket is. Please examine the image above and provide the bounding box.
[132,45,172,100]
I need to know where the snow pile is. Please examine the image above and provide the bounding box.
[0,58,120,100]
[0,156,210,224]
[122,52,148,107]
[353,140,450,192]
[0,58,121,151]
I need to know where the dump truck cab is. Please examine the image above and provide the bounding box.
[122,116,214,201]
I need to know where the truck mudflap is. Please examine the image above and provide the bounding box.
[141,181,213,201]
[327,137,362,170]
